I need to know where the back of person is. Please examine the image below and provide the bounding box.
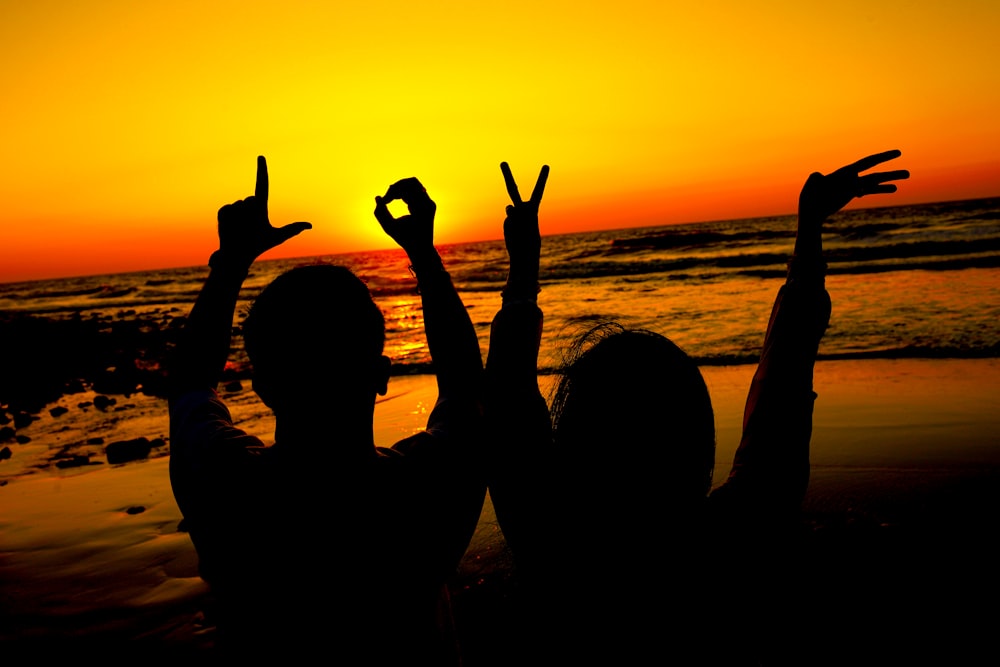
[484,153,909,663]
[191,452,468,662]
[168,158,485,664]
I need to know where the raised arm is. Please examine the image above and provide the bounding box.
[168,156,311,569]
[483,162,556,576]
[168,156,312,397]
[487,162,550,396]
[373,177,482,413]
[713,150,909,522]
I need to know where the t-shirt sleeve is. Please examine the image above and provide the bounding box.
[168,388,267,516]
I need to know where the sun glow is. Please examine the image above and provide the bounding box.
[2,1,998,281]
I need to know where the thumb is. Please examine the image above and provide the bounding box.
[374,196,395,227]
[275,221,312,243]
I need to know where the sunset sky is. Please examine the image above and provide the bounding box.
[2,1,998,282]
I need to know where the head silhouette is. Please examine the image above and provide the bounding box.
[551,323,715,512]
[241,264,388,414]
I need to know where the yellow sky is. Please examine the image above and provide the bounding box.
[2,0,998,281]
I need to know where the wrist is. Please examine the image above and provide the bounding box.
[502,273,540,303]
[406,247,444,274]
[208,250,252,277]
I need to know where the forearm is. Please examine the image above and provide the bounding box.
[168,260,249,397]
[484,302,554,573]
[493,233,543,391]
[484,301,551,491]
[486,302,545,403]
[792,212,823,264]
[503,253,540,301]
[408,247,483,399]
[719,239,831,513]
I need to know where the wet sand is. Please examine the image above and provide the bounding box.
[2,359,999,660]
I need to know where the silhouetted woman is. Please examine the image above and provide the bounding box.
[484,153,909,662]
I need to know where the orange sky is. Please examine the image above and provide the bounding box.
[2,1,998,282]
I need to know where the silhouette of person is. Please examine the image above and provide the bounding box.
[168,157,485,663]
[484,153,909,662]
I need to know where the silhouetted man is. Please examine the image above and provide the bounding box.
[168,157,484,663]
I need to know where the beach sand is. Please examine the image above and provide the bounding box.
[2,359,999,660]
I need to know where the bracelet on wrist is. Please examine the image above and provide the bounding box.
[501,281,541,303]
[208,250,251,275]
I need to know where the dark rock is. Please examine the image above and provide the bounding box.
[50,406,69,418]
[55,454,91,469]
[0,427,14,442]
[150,437,166,449]
[78,401,93,409]
[0,310,180,411]
[87,436,105,445]
[105,437,152,464]
[13,412,34,429]
[223,380,243,392]
[0,313,100,412]
[0,411,9,425]
[93,395,116,411]
[0,446,11,460]
[15,435,31,444]
[125,506,146,515]
[92,367,139,397]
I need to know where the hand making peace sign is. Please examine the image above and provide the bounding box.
[500,162,550,268]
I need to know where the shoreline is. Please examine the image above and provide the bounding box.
[2,358,999,658]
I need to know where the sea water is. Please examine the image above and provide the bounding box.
[1,197,997,373]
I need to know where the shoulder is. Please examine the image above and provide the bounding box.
[383,409,477,470]
[384,429,449,463]
[170,387,230,421]
[424,394,483,447]
[169,387,267,469]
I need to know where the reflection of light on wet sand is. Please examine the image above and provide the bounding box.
[3,359,998,648]
[703,358,1000,484]
[375,375,439,443]
[705,358,1000,527]
[809,358,1000,468]
[1,457,211,646]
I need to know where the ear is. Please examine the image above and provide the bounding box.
[374,355,391,396]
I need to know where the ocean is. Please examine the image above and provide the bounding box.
[1,196,998,378]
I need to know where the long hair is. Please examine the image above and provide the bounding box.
[550,322,716,501]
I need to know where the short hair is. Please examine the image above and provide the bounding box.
[242,264,385,386]
[551,323,715,501]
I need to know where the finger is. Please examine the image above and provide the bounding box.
[256,156,269,202]
[500,162,523,205]
[276,221,312,242]
[529,165,550,206]
[867,169,911,184]
[857,171,909,195]
[384,177,424,203]
[844,149,902,174]
[867,184,898,195]
[373,195,395,227]
[218,202,235,223]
